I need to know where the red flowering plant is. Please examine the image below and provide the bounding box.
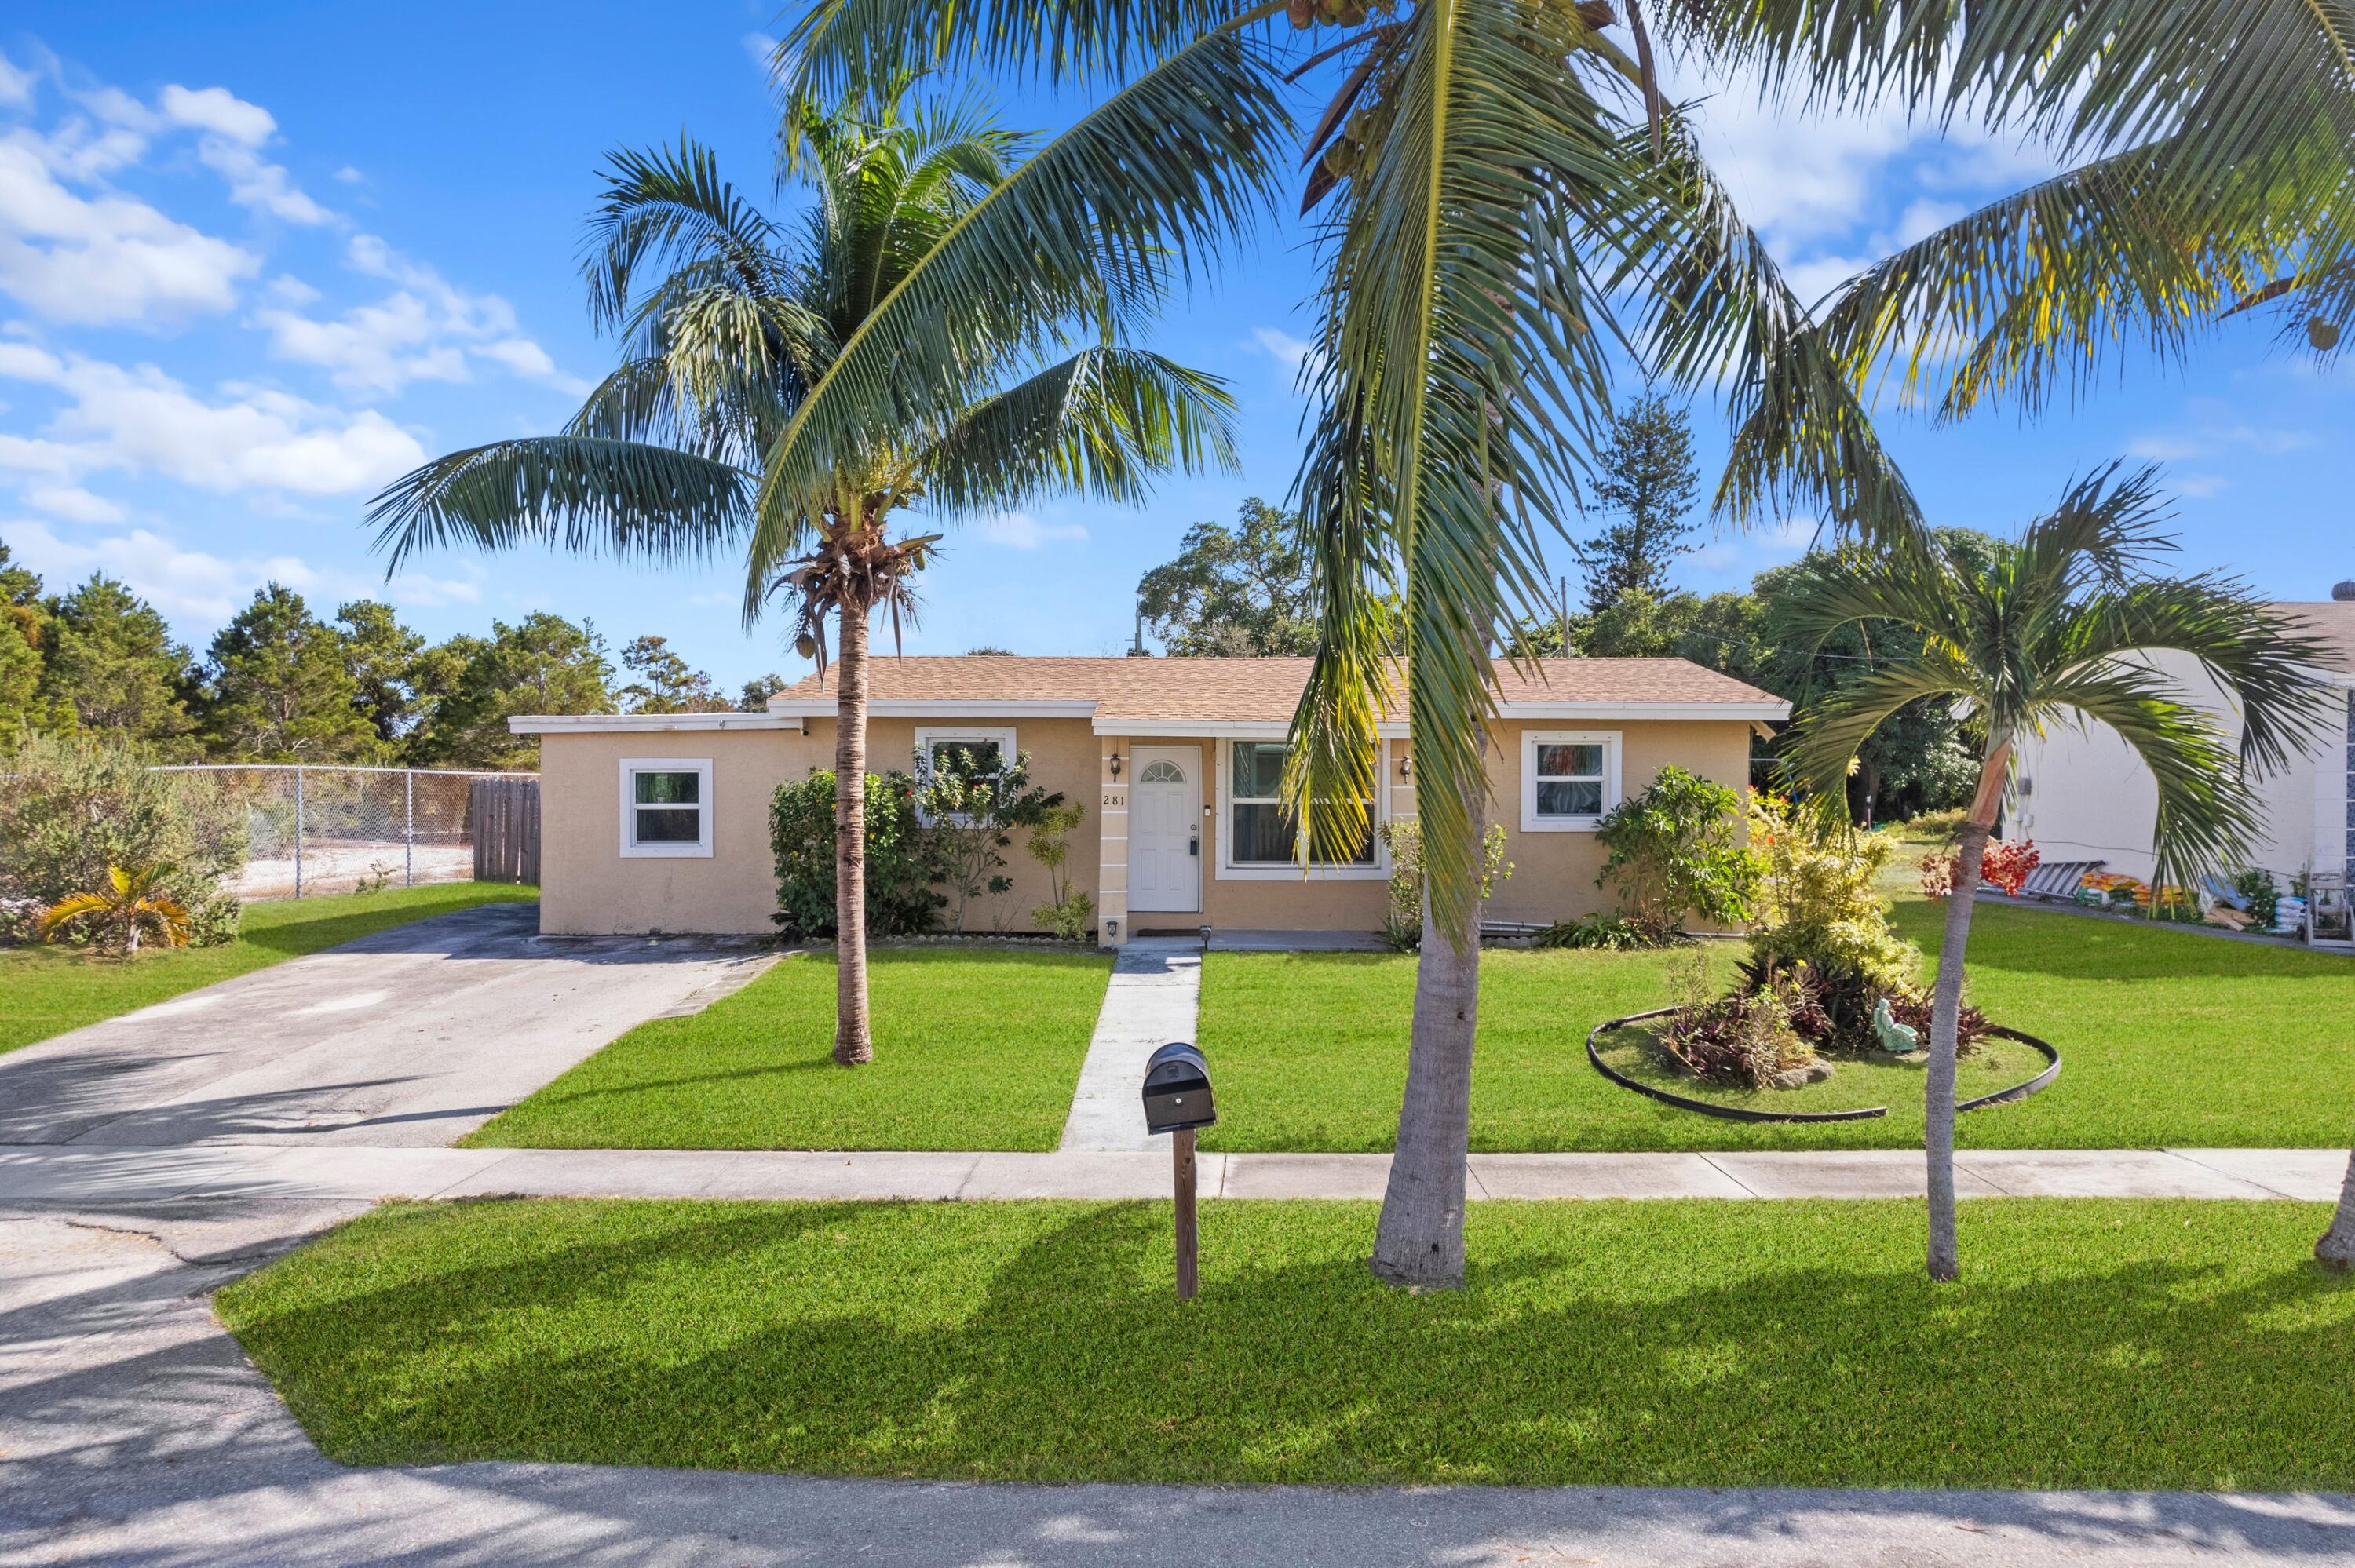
[1920,838,2039,899]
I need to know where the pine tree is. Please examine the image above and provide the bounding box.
[1573,393,1700,614]
[199,585,377,761]
[39,574,196,749]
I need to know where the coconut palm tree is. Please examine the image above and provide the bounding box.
[371,80,1240,1065]
[776,0,1916,1290]
[40,862,192,957]
[1776,467,2332,1281]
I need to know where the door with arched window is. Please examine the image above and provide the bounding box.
[1128,747,1200,913]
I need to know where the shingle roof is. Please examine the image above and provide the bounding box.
[2272,602,2355,673]
[765,655,1784,722]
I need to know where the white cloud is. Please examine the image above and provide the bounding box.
[333,164,364,184]
[195,134,330,224]
[743,32,780,71]
[22,482,123,523]
[0,49,36,110]
[249,233,586,393]
[0,137,258,323]
[255,290,472,392]
[1248,326,1313,371]
[264,272,319,306]
[974,512,1088,549]
[1691,514,1819,571]
[0,346,426,494]
[2173,473,2229,499]
[159,84,275,146]
[2127,435,2201,461]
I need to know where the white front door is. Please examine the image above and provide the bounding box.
[1127,747,1200,913]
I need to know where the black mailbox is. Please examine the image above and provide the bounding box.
[1141,1042,1216,1134]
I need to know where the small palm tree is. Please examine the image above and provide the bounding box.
[1778,466,2332,1281]
[40,863,192,957]
[371,80,1236,1065]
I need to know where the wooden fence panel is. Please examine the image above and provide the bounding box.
[470,777,542,885]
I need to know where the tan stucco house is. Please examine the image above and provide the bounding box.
[510,655,1787,945]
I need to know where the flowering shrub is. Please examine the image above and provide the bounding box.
[1920,837,2040,897]
[1744,792,1918,997]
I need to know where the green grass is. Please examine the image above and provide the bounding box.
[216,1195,2355,1490]
[1198,900,2355,1151]
[464,948,1112,1151]
[0,882,539,1056]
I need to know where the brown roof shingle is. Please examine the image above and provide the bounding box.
[767,655,1783,722]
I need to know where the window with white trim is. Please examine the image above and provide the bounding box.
[1228,741,1375,866]
[1521,731,1620,832]
[912,727,1017,825]
[619,758,714,857]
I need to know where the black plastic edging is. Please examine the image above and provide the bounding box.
[1585,1008,2061,1125]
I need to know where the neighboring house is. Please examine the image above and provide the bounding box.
[509,655,1787,943]
[2010,601,2355,888]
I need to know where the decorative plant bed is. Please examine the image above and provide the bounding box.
[1586,1006,2061,1124]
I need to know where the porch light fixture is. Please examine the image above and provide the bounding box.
[1108,751,1124,781]
[1399,753,1413,780]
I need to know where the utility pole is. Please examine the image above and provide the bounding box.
[1557,575,1570,655]
[1129,598,1148,658]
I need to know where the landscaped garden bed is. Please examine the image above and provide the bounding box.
[463,948,1112,1151]
[217,1195,2355,1491]
[0,882,539,1056]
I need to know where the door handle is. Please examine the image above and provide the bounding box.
[1189,836,1199,856]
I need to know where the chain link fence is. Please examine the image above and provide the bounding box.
[150,765,535,900]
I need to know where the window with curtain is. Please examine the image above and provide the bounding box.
[1229,741,1374,866]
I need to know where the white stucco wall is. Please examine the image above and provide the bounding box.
[2010,647,2349,884]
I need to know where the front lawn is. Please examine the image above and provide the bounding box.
[217,1195,2355,1490]
[464,948,1112,1152]
[0,882,539,1056]
[1198,900,2355,1151]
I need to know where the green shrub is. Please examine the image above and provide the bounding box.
[1740,793,1927,1052]
[918,747,1059,933]
[769,769,944,939]
[2230,867,2280,931]
[1594,766,1758,942]
[1376,816,1512,951]
[1026,800,1096,941]
[0,733,245,947]
[1533,913,1647,950]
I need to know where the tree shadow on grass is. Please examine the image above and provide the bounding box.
[221,1200,2355,1497]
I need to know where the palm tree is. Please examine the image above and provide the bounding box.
[778,0,1915,1290]
[2322,1165,2355,1271]
[1776,467,2331,1281]
[371,81,1238,1064]
[40,862,192,957]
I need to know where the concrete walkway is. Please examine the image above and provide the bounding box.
[0,903,773,1149]
[6,1203,2353,1568]
[1,1143,2342,1209]
[1058,938,1200,1151]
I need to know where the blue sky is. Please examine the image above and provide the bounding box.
[2,2,2347,693]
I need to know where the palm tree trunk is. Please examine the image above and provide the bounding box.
[1926,738,2009,1282]
[832,601,874,1066]
[2319,1148,2355,1270]
[1371,786,1484,1291]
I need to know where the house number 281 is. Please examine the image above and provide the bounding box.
[1102,791,1126,808]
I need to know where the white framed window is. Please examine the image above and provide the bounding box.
[913,726,1017,782]
[619,757,714,858]
[1218,739,1384,880]
[911,727,1017,825]
[1521,730,1620,832]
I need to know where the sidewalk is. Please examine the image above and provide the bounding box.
[0,1142,2339,1210]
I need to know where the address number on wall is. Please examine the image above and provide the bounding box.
[1102,791,1127,808]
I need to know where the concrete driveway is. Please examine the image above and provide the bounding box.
[0,902,772,1149]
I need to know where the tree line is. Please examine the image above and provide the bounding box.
[0,538,782,769]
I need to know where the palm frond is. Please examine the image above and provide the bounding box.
[584,140,784,332]
[780,0,1265,98]
[1612,115,1928,546]
[921,346,1239,515]
[1782,655,1978,801]
[368,438,757,573]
